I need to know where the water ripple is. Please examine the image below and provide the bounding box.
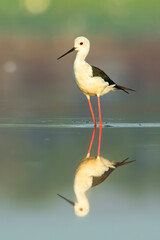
[0,122,159,128]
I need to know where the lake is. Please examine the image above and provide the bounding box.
[0,122,160,240]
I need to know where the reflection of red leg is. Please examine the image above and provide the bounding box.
[97,124,102,157]
[87,97,96,126]
[97,96,102,127]
[87,125,96,158]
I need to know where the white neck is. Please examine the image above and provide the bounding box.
[75,47,89,62]
[76,191,89,207]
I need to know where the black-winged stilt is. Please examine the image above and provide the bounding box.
[57,36,135,127]
[57,126,135,217]
[58,156,135,217]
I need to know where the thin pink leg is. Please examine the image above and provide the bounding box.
[87,125,96,157]
[97,96,102,157]
[97,96,102,127]
[87,98,96,126]
[97,124,102,157]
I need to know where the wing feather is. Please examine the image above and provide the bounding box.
[92,65,115,85]
[92,168,115,187]
[92,157,135,187]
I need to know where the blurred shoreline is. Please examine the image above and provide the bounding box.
[0,36,159,122]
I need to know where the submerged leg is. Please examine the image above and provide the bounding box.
[87,96,96,126]
[86,125,96,158]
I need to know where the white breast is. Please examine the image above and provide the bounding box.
[74,60,109,96]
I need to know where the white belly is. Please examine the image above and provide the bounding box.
[77,77,107,96]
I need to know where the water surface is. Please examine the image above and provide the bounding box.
[0,123,160,240]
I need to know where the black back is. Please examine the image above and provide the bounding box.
[92,167,115,187]
[92,158,135,187]
[92,65,115,85]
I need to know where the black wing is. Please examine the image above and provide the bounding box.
[92,168,115,187]
[91,65,115,85]
[92,157,135,187]
[92,65,135,94]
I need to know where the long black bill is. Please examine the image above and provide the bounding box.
[57,194,74,206]
[57,47,75,60]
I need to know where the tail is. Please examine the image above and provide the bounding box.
[115,84,136,94]
[114,157,136,168]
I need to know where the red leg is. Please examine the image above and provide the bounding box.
[97,95,102,157]
[87,97,96,126]
[97,124,102,158]
[97,95,102,127]
[86,125,96,158]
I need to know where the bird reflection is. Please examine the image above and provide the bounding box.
[58,127,135,217]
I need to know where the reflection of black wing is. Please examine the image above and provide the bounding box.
[92,65,115,85]
[92,158,135,188]
[92,168,115,187]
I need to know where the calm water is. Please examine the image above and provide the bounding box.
[0,123,160,240]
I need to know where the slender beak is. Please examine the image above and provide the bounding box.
[57,194,74,206]
[57,47,75,60]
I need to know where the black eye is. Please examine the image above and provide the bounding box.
[80,42,83,45]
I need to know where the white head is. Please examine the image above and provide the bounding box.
[57,194,89,217]
[74,200,89,217]
[74,36,90,53]
[57,36,90,60]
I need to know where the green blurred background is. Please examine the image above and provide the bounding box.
[0,0,159,36]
